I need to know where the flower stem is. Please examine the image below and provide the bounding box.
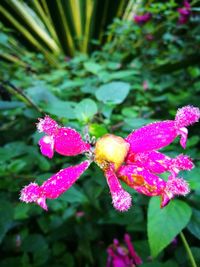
[180,231,197,267]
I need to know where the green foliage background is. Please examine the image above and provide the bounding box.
[0,1,200,266]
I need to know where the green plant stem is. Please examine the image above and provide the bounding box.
[180,232,197,267]
[1,80,43,114]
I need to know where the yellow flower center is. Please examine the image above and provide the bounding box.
[94,134,130,171]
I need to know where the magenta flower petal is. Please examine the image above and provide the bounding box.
[113,257,127,267]
[178,0,191,24]
[107,247,128,267]
[107,235,142,267]
[178,8,190,16]
[184,0,191,9]
[118,165,190,207]
[166,177,190,196]
[126,120,176,153]
[126,106,200,152]
[126,151,194,177]
[20,160,90,210]
[20,182,48,210]
[118,164,166,196]
[134,13,152,24]
[126,151,171,173]
[175,106,200,148]
[175,106,200,128]
[37,116,58,135]
[54,127,91,156]
[124,234,142,265]
[171,154,194,176]
[41,160,90,198]
[105,164,132,212]
[38,135,55,158]
[161,177,190,207]
[37,116,91,157]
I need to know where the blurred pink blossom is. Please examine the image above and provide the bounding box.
[106,234,142,267]
[178,0,191,24]
[76,211,85,218]
[142,80,149,90]
[134,13,152,24]
[145,34,154,41]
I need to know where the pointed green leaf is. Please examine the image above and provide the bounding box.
[95,82,130,104]
[75,98,97,122]
[59,186,89,204]
[0,201,14,243]
[187,208,200,240]
[84,62,103,74]
[148,198,192,258]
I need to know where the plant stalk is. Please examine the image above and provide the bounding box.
[180,231,197,267]
[1,80,43,114]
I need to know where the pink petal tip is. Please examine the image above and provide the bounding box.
[20,182,41,203]
[175,106,200,128]
[166,177,190,196]
[37,116,58,135]
[112,190,132,212]
[20,183,48,210]
[161,177,190,208]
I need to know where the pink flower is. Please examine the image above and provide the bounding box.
[20,106,200,211]
[134,13,152,24]
[106,234,142,267]
[142,80,149,90]
[145,34,154,41]
[178,0,191,24]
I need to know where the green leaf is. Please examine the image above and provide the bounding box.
[84,62,103,74]
[52,242,66,256]
[44,100,76,119]
[182,167,200,190]
[101,104,114,118]
[89,123,108,138]
[0,201,14,243]
[36,155,51,171]
[187,208,200,240]
[98,70,138,83]
[3,142,28,158]
[59,186,89,204]
[75,98,97,122]
[14,203,30,220]
[8,159,27,173]
[0,101,25,110]
[22,234,49,265]
[124,118,153,129]
[0,258,22,267]
[100,206,143,226]
[191,247,200,266]
[22,234,48,253]
[0,32,8,44]
[61,253,74,267]
[148,198,192,257]
[141,262,178,267]
[95,82,130,104]
[26,84,57,104]
[185,136,200,148]
[122,107,138,118]
[59,79,84,90]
